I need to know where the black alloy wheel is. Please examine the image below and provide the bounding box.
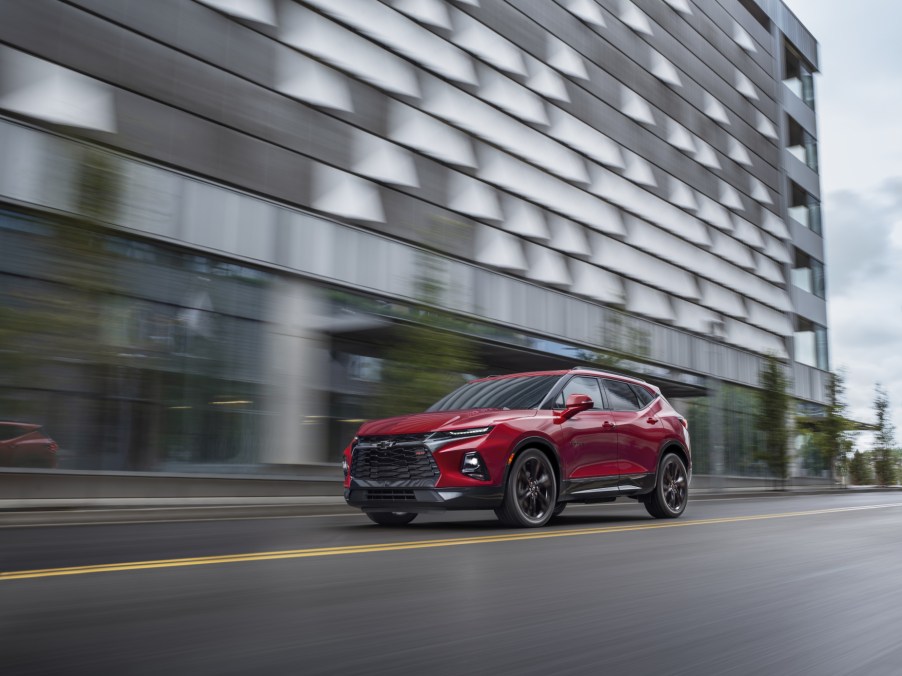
[644,452,688,519]
[495,449,557,528]
[365,511,417,526]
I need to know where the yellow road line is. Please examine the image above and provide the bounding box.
[3,502,902,582]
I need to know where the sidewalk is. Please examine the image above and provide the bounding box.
[3,485,896,527]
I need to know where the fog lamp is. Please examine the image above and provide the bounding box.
[461,452,490,481]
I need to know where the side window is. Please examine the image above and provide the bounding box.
[0,425,27,442]
[603,379,640,411]
[631,384,655,408]
[554,376,603,410]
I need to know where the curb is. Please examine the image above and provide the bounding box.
[2,487,899,527]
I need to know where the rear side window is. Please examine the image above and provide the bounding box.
[631,384,655,408]
[0,425,29,442]
[553,376,604,410]
[603,379,640,411]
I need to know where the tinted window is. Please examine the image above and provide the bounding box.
[428,375,559,412]
[603,379,639,411]
[631,384,655,408]
[0,425,29,442]
[553,376,603,410]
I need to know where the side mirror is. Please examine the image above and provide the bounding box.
[556,393,593,422]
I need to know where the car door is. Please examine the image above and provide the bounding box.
[0,424,24,467]
[553,376,619,480]
[602,379,666,478]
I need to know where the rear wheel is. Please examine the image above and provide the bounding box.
[495,449,557,528]
[365,512,417,526]
[644,453,688,519]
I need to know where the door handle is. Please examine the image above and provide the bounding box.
[602,421,616,430]
[646,417,659,424]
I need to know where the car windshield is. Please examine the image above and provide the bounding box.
[427,375,560,412]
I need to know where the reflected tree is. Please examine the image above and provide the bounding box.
[375,254,482,418]
[754,354,791,487]
[0,145,173,470]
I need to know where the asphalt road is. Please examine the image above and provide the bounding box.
[2,492,902,676]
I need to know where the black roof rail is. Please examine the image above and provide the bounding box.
[569,365,648,383]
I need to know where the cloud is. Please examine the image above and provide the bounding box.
[785,1,902,448]
[788,0,902,194]
[826,186,897,290]
[826,180,902,443]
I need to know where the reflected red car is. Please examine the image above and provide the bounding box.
[0,422,59,468]
[343,367,691,528]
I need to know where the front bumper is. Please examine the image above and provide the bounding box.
[345,486,504,512]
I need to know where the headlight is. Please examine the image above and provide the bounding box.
[429,426,493,441]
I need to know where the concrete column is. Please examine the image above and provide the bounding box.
[262,277,329,465]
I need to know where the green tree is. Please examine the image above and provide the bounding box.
[754,354,791,486]
[848,450,873,485]
[872,384,898,486]
[810,371,856,482]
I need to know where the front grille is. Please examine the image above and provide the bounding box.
[351,437,439,482]
[365,489,416,501]
[357,434,428,444]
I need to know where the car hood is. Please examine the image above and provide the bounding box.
[358,409,536,436]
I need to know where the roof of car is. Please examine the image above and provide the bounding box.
[472,367,650,386]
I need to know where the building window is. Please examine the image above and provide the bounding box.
[786,115,818,172]
[738,0,771,29]
[794,319,828,370]
[789,182,822,235]
[791,249,826,298]
[784,43,815,109]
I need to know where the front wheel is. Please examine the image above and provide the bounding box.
[644,453,688,519]
[495,449,557,528]
[365,512,417,526]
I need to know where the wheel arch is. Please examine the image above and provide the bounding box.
[658,439,691,477]
[504,436,562,492]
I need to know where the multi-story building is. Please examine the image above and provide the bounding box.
[0,0,827,478]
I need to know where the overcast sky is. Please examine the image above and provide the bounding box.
[785,1,902,445]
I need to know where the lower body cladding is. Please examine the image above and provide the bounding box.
[345,472,662,512]
[559,473,657,502]
[345,485,503,512]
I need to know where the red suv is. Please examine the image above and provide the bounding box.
[0,422,59,468]
[343,367,691,527]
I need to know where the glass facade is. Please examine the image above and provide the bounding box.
[784,43,816,109]
[789,182,823,235]
[0,210,272,471]
[678,384,770,477]
[794,320,829,371]
[791,249,826,298]
[787,115,819,172]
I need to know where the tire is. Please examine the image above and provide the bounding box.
[552,502,567,518]
[495,449,557,528]
[644,453,689,519]
[365,511,417,526]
